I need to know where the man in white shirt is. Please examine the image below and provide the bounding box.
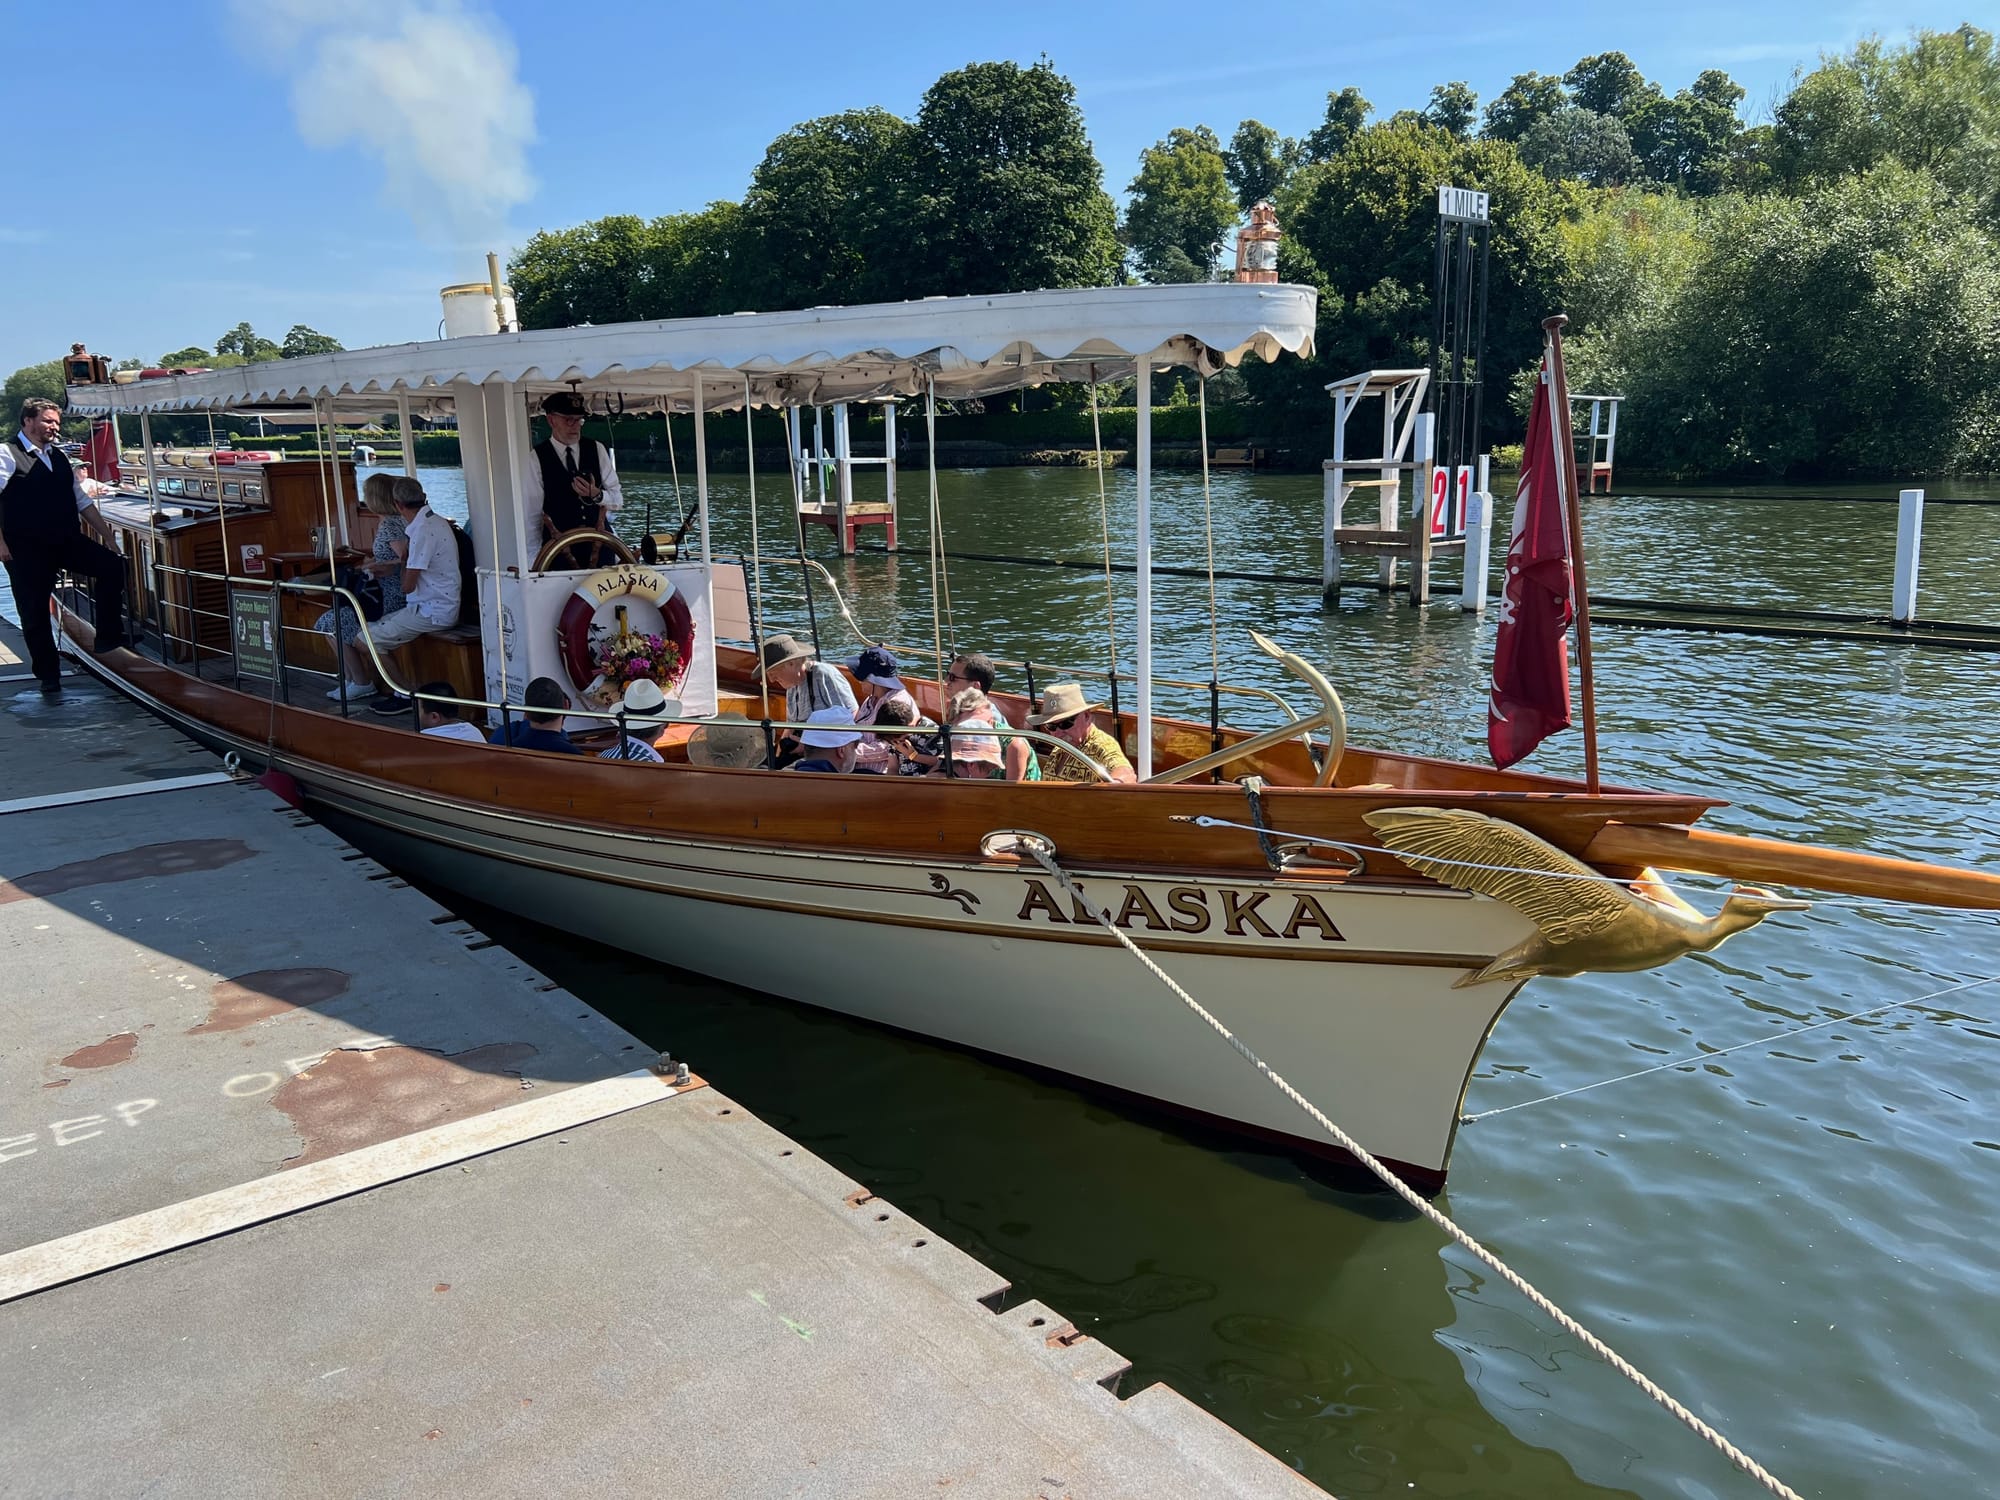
[338,477,461,714]
[0,397,128,693]
[524,391,622,553]
[414,682,488,742]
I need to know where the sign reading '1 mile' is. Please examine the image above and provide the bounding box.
[1437,185,1490,223]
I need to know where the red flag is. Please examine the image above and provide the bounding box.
[85,420,121,485]
[1487,355,1574,768]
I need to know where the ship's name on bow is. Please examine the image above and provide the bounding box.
[1014,879,1343,941]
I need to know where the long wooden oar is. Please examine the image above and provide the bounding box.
[1585,822,2000,911]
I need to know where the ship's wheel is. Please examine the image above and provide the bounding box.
[533,529,635,572]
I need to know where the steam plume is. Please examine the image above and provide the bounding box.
[238,0,536,246]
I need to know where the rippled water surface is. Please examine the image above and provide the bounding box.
[23,465,2000,1497]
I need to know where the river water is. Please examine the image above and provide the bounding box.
[19,464,2000,1497]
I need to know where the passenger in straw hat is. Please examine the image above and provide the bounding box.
[928,708,1007,781]
[687,713,769,770]
[756,633,856,764]
[1030,683,1136,784]
[601,679,674,763]
[933,686,1037,781]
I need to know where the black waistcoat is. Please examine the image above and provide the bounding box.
[1,437,80,546]
[534,436,604,533]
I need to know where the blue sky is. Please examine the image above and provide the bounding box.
[1,0,1978,380]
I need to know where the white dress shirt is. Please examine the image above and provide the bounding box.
[1,431,96,511]
[521,436,623,537]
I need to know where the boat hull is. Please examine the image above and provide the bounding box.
[297,764,1533,1184]
[65,637,1661,1188]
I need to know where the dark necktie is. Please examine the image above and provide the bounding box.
[564,445,579,478]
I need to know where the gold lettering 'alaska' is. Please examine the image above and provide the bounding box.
[1013,879,1343,942]
[582,566,670,606]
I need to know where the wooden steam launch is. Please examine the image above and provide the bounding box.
[51,284,2000,1192]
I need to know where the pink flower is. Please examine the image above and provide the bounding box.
[625,659,649,678]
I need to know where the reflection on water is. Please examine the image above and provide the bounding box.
[19,465,2000,1499]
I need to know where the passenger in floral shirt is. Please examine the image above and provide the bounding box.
[1030,683,1136,784]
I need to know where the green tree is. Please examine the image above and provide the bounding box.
[1772,26,2000,222]
[898,60,1120,296]
[1300,87,1371,162]
[741,107,915,308]
[3,360,66,424]
[1262,120,1573,443]
[1628,70,1744,192]
[511,203,752,328]
[510,214,657,327]
[214,323,280,361]
[280,325,343,358]
[1124,126,1237,282]
[1563,52,1659,120]
[1610,166,2000,475]
[1482,72,1567,142]
[1423,81,1480,139]
[648,202,751,317]
[1518,106,1640,186]
[1223,119,1295,211]
[159,346,212,366]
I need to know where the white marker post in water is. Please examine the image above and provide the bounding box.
[1461,454,1493,612]
[1891,488,1924,625]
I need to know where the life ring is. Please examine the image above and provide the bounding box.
[556,564,697,700]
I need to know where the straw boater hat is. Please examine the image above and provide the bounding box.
[618,679,680,730]
[755,634,815,678]
[1027,683,1104,726]
[687,713,768,769]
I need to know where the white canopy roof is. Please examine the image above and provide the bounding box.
[64,282,1317,418]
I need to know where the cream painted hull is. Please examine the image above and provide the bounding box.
[296,762,1536,1182]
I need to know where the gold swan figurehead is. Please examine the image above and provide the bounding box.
[1361,807,1810,988]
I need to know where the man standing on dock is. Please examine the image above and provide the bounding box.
[0,397,127,694]
[525,391,622,548]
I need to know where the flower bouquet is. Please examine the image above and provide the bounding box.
[587,628,684,707]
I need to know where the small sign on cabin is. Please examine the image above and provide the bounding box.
[1437,186,1489,223]
[231,589,278,678]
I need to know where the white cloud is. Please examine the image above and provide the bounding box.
[235,0,536,249]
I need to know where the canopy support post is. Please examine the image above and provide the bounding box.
[882,401,899,552]
[692,375,711,565]
[396,395,416,478]
[833,402,854,556]
[1134,355,1153,780]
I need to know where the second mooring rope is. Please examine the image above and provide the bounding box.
[1019,838,1806,1500]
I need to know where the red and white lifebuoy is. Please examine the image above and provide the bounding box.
[556,564,696,699]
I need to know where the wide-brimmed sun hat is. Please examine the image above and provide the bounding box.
[800,704,863,749]
[687,713,767,769]
[619,678,680,730]
[755,634,815,678]
[1027,682,1104,726]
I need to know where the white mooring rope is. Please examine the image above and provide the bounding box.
[1020,839,1807,1500]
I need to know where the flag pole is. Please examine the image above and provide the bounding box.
[1541,314,1600,793]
